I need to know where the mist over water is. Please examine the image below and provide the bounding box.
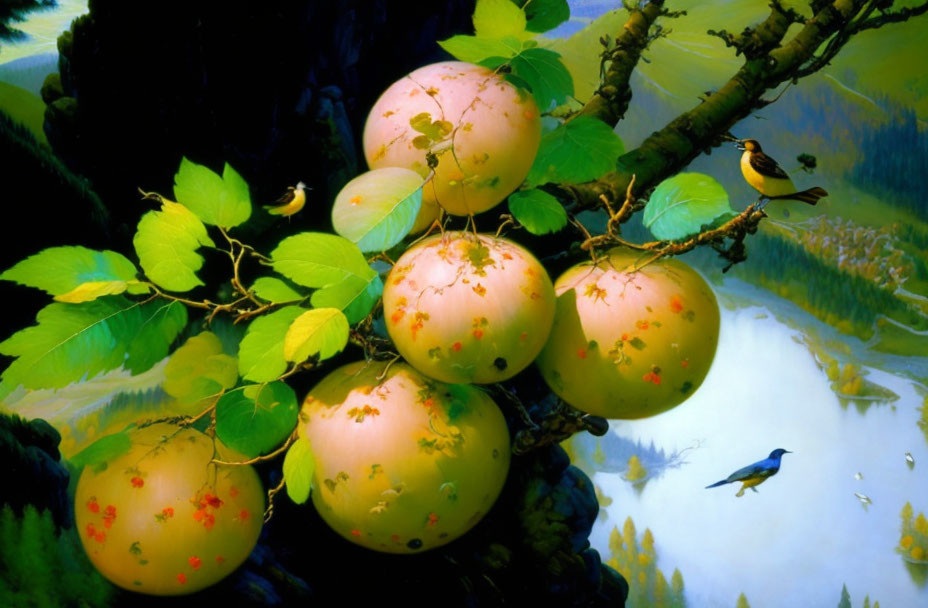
[591,305,928,608]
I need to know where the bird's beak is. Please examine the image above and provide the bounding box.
[735,141,746,151]
[784,450,792,454]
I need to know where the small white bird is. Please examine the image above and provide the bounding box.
[854,472,863,481]
[906,452,915,467]
[854,492,872,507]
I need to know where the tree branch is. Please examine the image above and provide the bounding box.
[566,0,907,211]
[576,0,669,125]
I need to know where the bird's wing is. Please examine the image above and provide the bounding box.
[272,187,296,205]
[725,460,773,482]
[750,152,791,179]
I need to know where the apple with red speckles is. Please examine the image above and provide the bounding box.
[382,231,556,384]
[73,423,264,595]
[363,61,541,219]
[535,248,720,419]
[299,360,510,554]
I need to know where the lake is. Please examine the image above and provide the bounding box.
[589,292,928,607]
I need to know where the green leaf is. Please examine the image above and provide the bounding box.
[173,157,252,228]
[163,332,238,404]
[508,188,567,235]
[310,274,383,325]
[1,246,139,296]
[509,48,574,112]
[284,308,349,363]
[474,0,527,39]
[68,426,134,470]
[438,35,520,63]
[271,233,376,288]
[0,297,187,391]
[522,0,570,33]
[251,277,304,303]
[526,116,624,187]
[215,382,298,458]
[283,437,315,504]
[331,167,424,253]
[643,173,735,241]
[133,199,215,292]
[237,306,304,382]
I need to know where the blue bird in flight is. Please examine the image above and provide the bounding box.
[706,448,791,497]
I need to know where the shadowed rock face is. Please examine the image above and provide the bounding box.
[44,0,474,246]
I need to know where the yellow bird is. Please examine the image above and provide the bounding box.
[264,181,308,216]
[737,139,828,205]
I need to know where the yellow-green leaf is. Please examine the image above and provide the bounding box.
[163,332,238,405]
[283,437,315,504]
[238,306,304,382]
[1,246,139,296]
[251,276,304,303]
[173,157,252,228]
[53,280,130,303]
[474,0,528,40]
[283,308,349,363]
[133,199,215,292]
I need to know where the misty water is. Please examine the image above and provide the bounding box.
[590,293,928,608]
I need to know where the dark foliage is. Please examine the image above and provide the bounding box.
[0,0,54,42]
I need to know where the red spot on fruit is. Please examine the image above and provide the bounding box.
[520,332,528,341]
[87,499,99,514]
[102,505,117,528]
[391,309,405,324]
[94,531,106,543]
[350,195,361,205]
[177,574,187,585]
[636,320,649,330]
[188,556,202,570]
[621,333,630,341]
[670,295,684,313]
[642,371,662,385]
[163,507,174,518]
[502,252,513,260]
[524,110,535,120]
[131,476,144,488]
[239,509,250,521]
[427,512,439,527]
[229,486,239,498]
[86,523,96,538]
[451,341,462,352]
[216,555,225,564]
[577,348,587,359]
[472,329,484,340]
[351,529,361,537]
[681,359,690,368]
[391,534,401,543]
[202,493,223,509]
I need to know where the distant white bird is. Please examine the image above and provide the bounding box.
[854,472,863,481]
[906,452,915,466]
[854,492,872,507]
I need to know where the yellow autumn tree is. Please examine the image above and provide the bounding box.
[736,592,751,608]
[592,438,606,465]
[625,454,648,482]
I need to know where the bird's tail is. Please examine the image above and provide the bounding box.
[705,480,729,489]
[771,186,829,205]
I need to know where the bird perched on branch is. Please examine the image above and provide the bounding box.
[706,448,791,497]
[264,181,308,216]
[736,139,828,206]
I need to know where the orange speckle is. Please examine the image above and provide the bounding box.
[427,512,439,527]
[426,86,439,96]
[391,534,401,543]
[349,195,362,206]
[188,556,202,570]
[86,523,97,538]
[94,531,106,543]
[229,486,239,498]
[670,295,684,313]
[520,332,528,341]
[215,555,225,564]
[131,476,144,488]
[102,505,117,528]
[621,333,630,341]
[391,309,406,324]
[193,508,204,522]
[203,513,216,531]
[472,329,484,340]
[87,499,99,514]
[530,292,539,300]
[636,320,649,330]
[642,371,661,385]
[202,493,223,509]
[577,348,587,359]
[423,397,435,410]
[473,283,486,296]
[177,573,187,585]
[524,110,535,120]
[351,529,361,537]
[451,341,462,352]
[239,509,250,521]
[449,171,465,181]
[502,252,513,260]
[162,507,174,518]
[382,110,395,118]
[681,359,690,368]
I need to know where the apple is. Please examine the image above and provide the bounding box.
[363,60,541,217]
[382,231,556,384]
[535,248,720,419]
[74,423,264,595]
[299,360,511,553]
